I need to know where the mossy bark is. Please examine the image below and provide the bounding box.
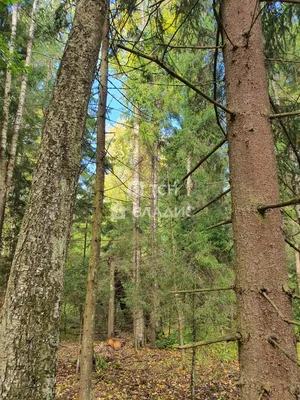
[222,0,300,398]
[0,0,106,398]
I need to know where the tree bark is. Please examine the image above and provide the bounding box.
[132,113,145,349]
[3,0,39,229]
[221,1,300,398]
[0,0,106,398]
[107,257,115,338]
[149,141,158,349]
[0,4,18,244]
[78,9,109,400]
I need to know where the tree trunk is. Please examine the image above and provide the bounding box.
[132,114,145,349]
[221,1,300,398]
[187,155,192,197]
[295,205,300,293]
[0,0,106,398]
[107,257,115,338]
[3,0,39,226]
[167,175,185,365]
[149,141,159,349]
[0,4,18,244]
[78,9,109,400]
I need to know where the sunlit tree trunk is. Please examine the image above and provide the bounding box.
[222,0,300,398]
[78,8,109,400]
[0,0,106,398]
[0,4,18,243]
[132,113,145,349]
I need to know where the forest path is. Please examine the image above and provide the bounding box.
[56,340,239,399]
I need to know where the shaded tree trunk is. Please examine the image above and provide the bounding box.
[0,0,106,398]
[132,113,145,349]
[107,257,115,338]
[3,0,39,228]
[149,141,159,349]
[0,4,18,244]
[222,1,300,398]
[78,9,109,400]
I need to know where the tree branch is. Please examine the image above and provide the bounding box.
[117,44,235,116]
[193,188,231,215]
[270,97,300,167]
[181,137,227,182]
[176,333,241,349]
[260,290,300,327]
[268,337,300,366]
[270,110,300,119]
[262,0,300,4]
[285,238,300,254]
[171,286,235,295]
[258,197,300,213]
[204,218,232,231]
[158,44,223,50]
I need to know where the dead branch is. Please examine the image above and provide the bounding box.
[181,137,227,182]
[117,44,234,116]
[268,337,300,366]
[158,44,223,50]
[260,291,300,327]
[204,218,232,231]
[171,286,235,295]
[267,58,300,64]
[258,197,300,213]
[193,188,231,215]
[285,238,300,254]
[282,284,300,300]
[176,333,241,350]
[270,110,300,119]
[262,0,300,4]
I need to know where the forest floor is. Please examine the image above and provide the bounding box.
[56,340,240,399]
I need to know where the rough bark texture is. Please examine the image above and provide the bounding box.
[149,141,158,349]
[107,257,115,338]
[221,1,300,398]
[0,4,18,243]
[132,115,145,349]
[78,10,109,400]
[0,0,106,398]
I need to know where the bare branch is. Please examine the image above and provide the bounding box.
[260,290,300,327]
[267,58,300,64]
[158,44,223,50]
[204,218,232,231]
[117,44,235,116]
[268,337,300,366]
[285,238,300,254]
[176,333,241,349]
[258,197,300,213]
[262,0,300,4]
[270,110,300,119]
[193,188,231,215]
[181,137,227,182]
[171,286,235,295]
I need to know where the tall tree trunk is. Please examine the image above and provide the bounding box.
[0,4,18,244]
[107,256,115,338]
[0,0,106,398]
[149,141,158,348]
[78,9,109,400]
[132,113,145,349]
[3,0,39,229]
[295,205,300,293]
[167,175,185,365]
[221,1,300,398]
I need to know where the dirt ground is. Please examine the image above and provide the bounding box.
[56,340,240,399]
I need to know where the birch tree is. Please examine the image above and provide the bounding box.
[0,0,107,398]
